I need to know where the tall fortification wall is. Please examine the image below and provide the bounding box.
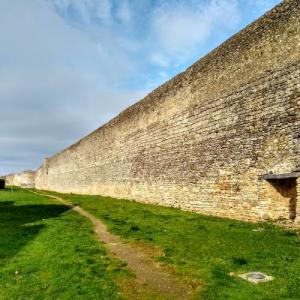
[6,171,35,188]
[36,0,300,223]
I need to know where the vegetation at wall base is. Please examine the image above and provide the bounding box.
[1,187,300,300]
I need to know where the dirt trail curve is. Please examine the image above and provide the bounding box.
[33,192,196,299]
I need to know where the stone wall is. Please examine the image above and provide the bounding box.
[6,171,35,188]
[296,178,300,225]
[35,1,300,223]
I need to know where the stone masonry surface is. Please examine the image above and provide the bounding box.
[5,171,35,188]
[33,0,299,225]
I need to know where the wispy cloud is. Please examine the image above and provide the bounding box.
[47,0,113,24]
[150,0,240,67]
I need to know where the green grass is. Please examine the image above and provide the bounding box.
[0,188,129,300]
[50,192,300,300]
[2,188,300,300]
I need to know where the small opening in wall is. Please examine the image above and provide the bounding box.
[0,179,5,189]
[267,178,297,220]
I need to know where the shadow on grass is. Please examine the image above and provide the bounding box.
[0,201,70,267]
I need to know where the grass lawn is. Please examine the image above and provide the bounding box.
[49,191,300,300]
[0,188,130,300]
[1,188,300,300]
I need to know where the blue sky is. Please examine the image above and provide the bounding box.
[0,0,281,175]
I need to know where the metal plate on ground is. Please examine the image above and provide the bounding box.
[239,272,273,283]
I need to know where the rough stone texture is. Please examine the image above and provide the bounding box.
[35,1,300,225]
[5,171,35,188]
[295,178,300,226]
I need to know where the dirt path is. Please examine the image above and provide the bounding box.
[34,192,197,299]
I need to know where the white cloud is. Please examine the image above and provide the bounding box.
[116,0,132,23]
[0,0,142,174]
[47,0,113,24]
[94,0,113,23]
[151,0,240,64]
[150,52,170,68]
